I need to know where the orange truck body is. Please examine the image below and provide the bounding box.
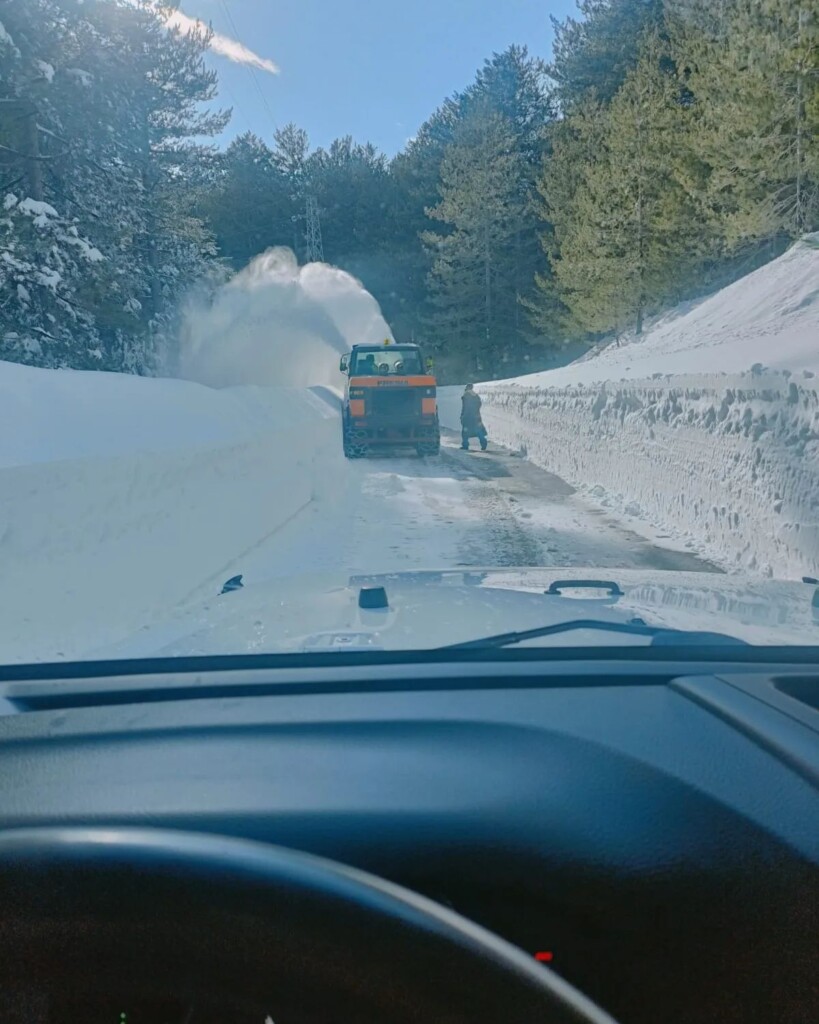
[340,345,440,458]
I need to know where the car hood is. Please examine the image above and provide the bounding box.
[91,568,819,659]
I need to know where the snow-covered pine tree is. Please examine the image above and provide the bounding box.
[0,0,228,373]
[0,193,106,367]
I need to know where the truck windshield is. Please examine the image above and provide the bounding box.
[352,349,423,376]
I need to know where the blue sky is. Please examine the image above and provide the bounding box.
[180,1,578,156]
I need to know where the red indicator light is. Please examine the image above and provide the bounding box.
[535,951,554,963]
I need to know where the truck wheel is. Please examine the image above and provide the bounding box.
[344,433,366,459]
[417,440,440,457]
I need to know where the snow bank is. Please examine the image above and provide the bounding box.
[478,373,819,578]
[0,359,314,467]
[458,237,819,579]
[0,360,342,662]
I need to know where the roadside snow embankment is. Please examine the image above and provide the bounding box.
[445,237,819,578]
[481,374,819,577]
[0,361,341,663]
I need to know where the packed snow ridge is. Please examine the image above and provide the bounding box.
[0,361,342,663]
[453,235,819,579]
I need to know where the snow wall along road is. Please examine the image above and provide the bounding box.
[441,237,819,580]
[468,373,819,579]
[0,363,343,664]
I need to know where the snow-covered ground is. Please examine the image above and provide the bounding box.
[0,360,714,663]
[3,237,816,662]
[0,361,342,662]
[441,236,819,580]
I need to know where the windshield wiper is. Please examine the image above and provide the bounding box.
[438,618,749,651]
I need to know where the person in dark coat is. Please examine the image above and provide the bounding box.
[460,383,488,451]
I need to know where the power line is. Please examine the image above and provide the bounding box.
[220,77,255,138]
[217,0,278,138]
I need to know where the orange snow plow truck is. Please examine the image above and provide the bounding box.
[339,341,440,458]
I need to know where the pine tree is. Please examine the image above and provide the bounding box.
[424,108,528,374]
[465,46,554,356]
[0,0,229,373]
[388,100,463,344]
[549,0,665,110]
[547,30,708,336]
[306,136,392,263]
[119,2,228,369]
[269,123,310,257]
[203,133,294,267]
[0,193,106,367]
[0,0,108,366]
[529,101,609,342]
[668,0,819,255]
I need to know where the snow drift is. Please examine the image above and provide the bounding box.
[177,248,393,390]
[0,360,342,663]
[441,236,819,579]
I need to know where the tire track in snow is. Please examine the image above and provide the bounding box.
[435,444,545,567]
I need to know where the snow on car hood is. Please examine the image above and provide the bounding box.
[90,568,819,659]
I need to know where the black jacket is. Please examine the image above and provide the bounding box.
[461,391,483,430]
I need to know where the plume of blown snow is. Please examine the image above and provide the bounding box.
[177,248,394,389]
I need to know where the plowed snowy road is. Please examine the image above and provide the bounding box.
[238,432,716,582]
[0,366,716,666]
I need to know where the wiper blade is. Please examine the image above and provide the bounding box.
[439,618,749,651]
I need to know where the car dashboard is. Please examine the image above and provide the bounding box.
[0,648,817,1024]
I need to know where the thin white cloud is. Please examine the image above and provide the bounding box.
[164,8,280,75]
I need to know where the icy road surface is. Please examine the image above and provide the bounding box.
[237,433,716,583]
[81,432,719,661]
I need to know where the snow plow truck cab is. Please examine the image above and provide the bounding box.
[339,341,440,458]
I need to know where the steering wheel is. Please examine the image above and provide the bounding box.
[0,828,619,1024]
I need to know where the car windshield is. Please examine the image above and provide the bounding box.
[0,0,817,665]
[352,349,423,375]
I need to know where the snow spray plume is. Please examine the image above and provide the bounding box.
[177,248,394,389]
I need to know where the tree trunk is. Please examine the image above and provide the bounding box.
[484,221,492,372]
[514,227,521,367]
[794,7,806,236]
[0,100,42,201]
[22,107,43,202]
[635,114,645,338]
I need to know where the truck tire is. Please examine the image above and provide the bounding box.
[417,439,440,457]
[344,431,366,459]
